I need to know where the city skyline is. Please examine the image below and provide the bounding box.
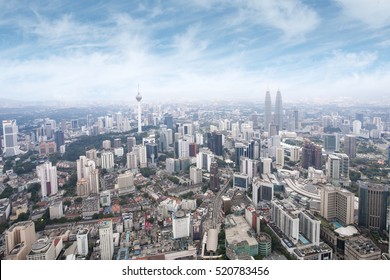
[0,1,390,104]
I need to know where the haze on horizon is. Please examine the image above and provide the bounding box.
[1,0,390,104]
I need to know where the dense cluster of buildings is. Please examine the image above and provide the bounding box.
[0,90,389,260]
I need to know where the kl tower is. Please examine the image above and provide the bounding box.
[136,87,142,133]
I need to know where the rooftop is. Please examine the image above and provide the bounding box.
[225,215,258,247]
[345,237,380,256]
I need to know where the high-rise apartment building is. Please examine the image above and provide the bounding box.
[101,151,114,170]
[190,166,202,184]
[301,140,322,170]
[126,152,138,170]
[36,161,58,197]
[2,119,20,157]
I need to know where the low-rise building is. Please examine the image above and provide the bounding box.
[344,236,382,260]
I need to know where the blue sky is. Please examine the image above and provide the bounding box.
[1,0,390,105]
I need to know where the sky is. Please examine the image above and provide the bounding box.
[1,0,390,105]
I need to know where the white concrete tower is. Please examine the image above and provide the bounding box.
[136,87,142,133]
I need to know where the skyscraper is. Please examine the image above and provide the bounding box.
[54,130,64,152]
[301,140,322,170]
[274,90,283,130]
[264,90,272,131]
[358,182,388,231]
[136,88,142,133]
[127,136,136,153]
[98,220,114,260]
[36,161,58,197]
[210,160,219,192]
[207,131,223,156]
[323,134,340,152]
[344,135,357,159]
[2,120,20,157]
[172,210,190,239]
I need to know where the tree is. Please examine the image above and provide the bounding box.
[349,170,361,182]
[15,212,30,222]
[63,201,72,207]
[0,186,14,199]
[75,197,83,204]
[140,168,156,178]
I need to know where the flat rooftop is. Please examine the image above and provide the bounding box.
[225,215,258,247]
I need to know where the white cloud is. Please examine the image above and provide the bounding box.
[325,50,378,71]
[244,0,320,40]
[334,0,390,28]
[191,0,320,40]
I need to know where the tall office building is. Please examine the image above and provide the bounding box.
[196,148,214,172]
[358,182,388,231]
[136,89,142,133]
[2,120,20,157]
[207,131,223,156]
[260,157,272,175]
[264,90,272,131]
[36,162,58,197]
[352,120,362,135]
[320,185,355,225]
[240,157,258,183]
[209,160,219,192]
[387,146,390,166]
[5,221,36,260]
[289,110,300,131]
[127,136,136,153]
[98,220,114,260]
[301,140,322,170]
[76,229,89,256]
[163,113,174,130]
[323,134,340,152]
[326,153,349,186]
[344,135,357,159]
[54,130,64,152]
[274,90,283,130]
[252,176,274,206]
[172,210,190,239]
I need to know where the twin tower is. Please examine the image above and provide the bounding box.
[264,90,283,131]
